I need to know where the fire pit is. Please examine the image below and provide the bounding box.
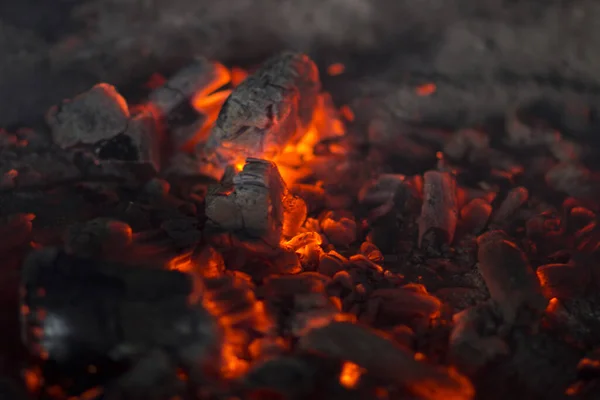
[2,2,600,399]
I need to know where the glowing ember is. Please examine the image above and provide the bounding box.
[415,83,437,96]
[339,361,364,389]
[327,63,346,76]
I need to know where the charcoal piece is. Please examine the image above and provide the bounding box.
[64,217,132,258]
[449,303,509,374]
[20,248,221,370]
[320,211,357,247]
[290,292,342,336]
[204,52,321,167]
[96,108,163,175]
[318,251,347,277]
[241,355,333,400]
[359,242,384,263]
[476,231,547,324]
[418,170,458,248]
[143,178,171,199]
[270,247,303,274]
[358,174,406,206]
[298,321,474,400]
[348,254,383,276]
[536,263,590,299]
[46,83,130,148]
[490,186,529,225]
[148,57,226,115]
[459,198,492,235]
[205,158,286,250]
[370,286,441,327]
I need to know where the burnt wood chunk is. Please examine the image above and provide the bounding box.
[205,158,286,249]
[149,57,226,115]
[536,263,590,300]
[460,198,492,235]
[298,321,475,400]
[476,230,546,324]
[46,83,130,149]
[418,170,458,248]
[204,52,321,166]
[490,186,529,225]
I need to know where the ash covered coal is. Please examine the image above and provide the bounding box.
[1,51,600,400]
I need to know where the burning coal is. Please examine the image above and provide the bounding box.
[1,50,599,400]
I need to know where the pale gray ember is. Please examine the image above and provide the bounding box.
[149,56,220,115]
[204,52,321,167]
[205,158,286,249]
[418,170,458,248]
[476,230,547,325]
[46,83,130,148]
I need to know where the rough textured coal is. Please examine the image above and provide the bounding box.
[1,21,600,398]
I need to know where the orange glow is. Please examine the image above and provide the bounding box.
[230,67,249,87]
[167,252,193,273]
[187,63,347,185]
[192,89,232,112]
[24,367,42,393]
[340,105,355,122]
[416,83,436,96]
[220,335,250,379]
[546,297,560,314]
[180,62,233,150]
[234,161,245,172]
[272,93,346,184]
[327,63,346,76]
[339,361,364,389]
